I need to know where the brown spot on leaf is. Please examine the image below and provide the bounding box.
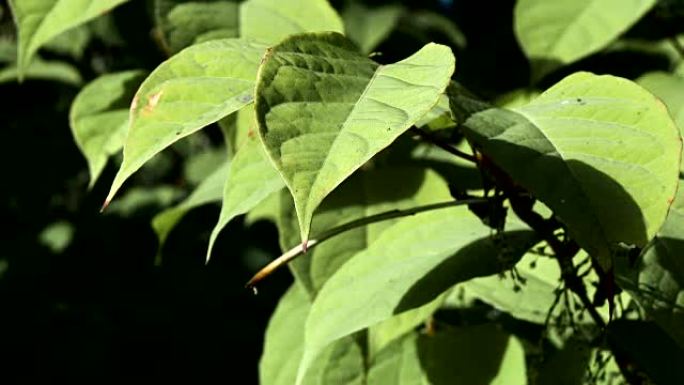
[143,90,163,115]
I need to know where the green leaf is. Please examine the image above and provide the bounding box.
[70,70,146,187]
[260,284,365,385]
[206,134,285,261]
[152,159,229,257]
[43,24,91,59]
[8,0,129,77]
[615,182,684,348]
[279,167,453,296]
[240,0,344,45]
[368,326,527,385]
[256,32,455,243]
[462,72,681,267]
[156,1,239,53]
[0,57,81,84]
[514,0,656,80]
[104,38,266,206]
[298,207,536,383]
[106,185,184,217]
[342,2,403,54]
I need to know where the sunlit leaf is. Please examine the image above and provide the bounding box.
[343,1,402,53]
[256,32,455,242]
[104,38,266,206]
[70,70,146,187]
[206,134,285,261]
[514,0,656,80]
[8,0,129,77]
[240,0,344,45]
[463,72,681,268]
[0,57,81,84]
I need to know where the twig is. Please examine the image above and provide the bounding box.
[670,36,684,60]
[245,198,488,289]
[410,127,477,163]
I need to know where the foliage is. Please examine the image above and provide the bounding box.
[5,0,684,383]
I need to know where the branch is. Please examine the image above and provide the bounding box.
[245,198,487,289]
[410,127,477,163]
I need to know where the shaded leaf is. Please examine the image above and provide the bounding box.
[343,2,403,54]
[69,70,146,187]
[462,72,681,267]
[0,57,81,84]
[206,134,285,261]
[156,0,239,53]
[368,326,526,385]
[514,0,656,80]
[39,220,75,254]
[298,207,536,383]
[240,0,344,45]
[8,0,129,76]
[104,38,266,205]
[260,284,365,385]
[279,167,453,296]
[615,181,684,348]
[256,32,455,242]
[152,159,229,256]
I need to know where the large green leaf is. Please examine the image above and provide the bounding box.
[70,70,146,187]
[514,0,656,80]
[615,182,684,348]
[256,32,455,243]
[279,167,453,296]
[240,0,344,45]
[342,2,403,54]
[260,284,365,385]
[367,326,527,385]
[637,72,684,130]
[104,38,266,206]
[462,72,681,267]
[206,134,285,261]
[154,0,239,53]
[298,207,536,383]
[8,0,129,77]
[152,158,229,257]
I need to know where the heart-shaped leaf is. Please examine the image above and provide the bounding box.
[255,32,455,243]
[463,72,681,267]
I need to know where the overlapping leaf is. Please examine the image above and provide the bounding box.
[615,182,684,348]
[104,38,266,206]
[240,0,344,45]
[367,326,527,385]
[255,32,455,243]
[206,134,285,261]
[69,70,146,187]
[342,2,402,54]
[514,0,656,80]
[462,72,681,267]
[298,207,536,383]
[8,0,129,76]
[260,284,365,385]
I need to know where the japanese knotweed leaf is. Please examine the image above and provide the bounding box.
[104,38,266,206]
[240,0,344,45]
[255,32,455,243]
[514,0,656,81]
[260,284,365,385]
[69,70,146,188]
[8,0,129,77]
[462,72,681,268]
[206,134,285,261]
[615,181,684,348]
[367,327,527,385]
[297,207,536,384]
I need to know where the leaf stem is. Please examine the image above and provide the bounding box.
[245,198,487,289]
[670,36,684,61]
[410,127,477,163]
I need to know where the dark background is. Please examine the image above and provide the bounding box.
[1,0,682,383]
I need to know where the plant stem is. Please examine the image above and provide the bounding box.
[410,127,477,163]
[245,198,487,289]
[670,36,684,60]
